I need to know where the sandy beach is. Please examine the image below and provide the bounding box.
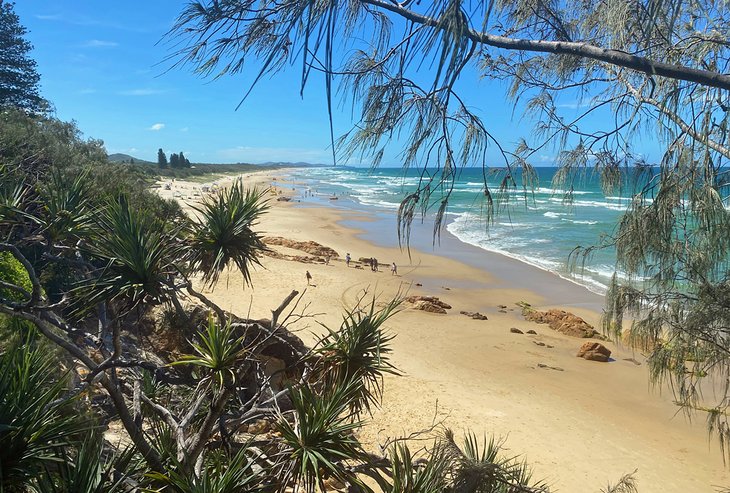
[158,170,728,492]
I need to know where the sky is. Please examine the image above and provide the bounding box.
[11,1,659,166]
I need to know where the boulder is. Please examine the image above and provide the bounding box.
[413,301,447,314]
[524,309,603,339]
[263,236,339,258]
[577,342,611,362]
[460,310,488,320]
[405,295,452,310]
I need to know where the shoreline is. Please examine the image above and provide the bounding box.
[162,169,728,492]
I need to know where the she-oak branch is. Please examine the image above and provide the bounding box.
[365,0,730,91]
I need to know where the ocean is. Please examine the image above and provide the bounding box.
[281,166,636,295]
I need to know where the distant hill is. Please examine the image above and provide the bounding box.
[107,153,154,165]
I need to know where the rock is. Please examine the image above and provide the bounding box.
[413,301,447,314]
[498,304,507,309]
[415,283,423,287]
[405,295,452,310]
[546,345,554,348]
[498,309,507,313]
[577,342,612,362]
[246,419,271,435]
[442,286,451,290]
[510,327,523,334]
[263,236,339,259]
[533,341,546,347]
[524,309,603,339]
[537,363,564,371]
[276,196,292,202]
[460,310,488,320]
[526,329,537,335]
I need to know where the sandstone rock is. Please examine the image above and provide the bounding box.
[524,309,603,339]
[526,329,537,335]
[510,327,523,334]
[263,236,339,258]
[405,295,452,310]
[413,301,447,314]
[577,342,611,362]
[460,310,488,320]
[533,341,546,346]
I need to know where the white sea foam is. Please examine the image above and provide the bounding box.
[543,211,568,218]
[565,219,599,225]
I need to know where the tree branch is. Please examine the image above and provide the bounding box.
[362,0,730,90]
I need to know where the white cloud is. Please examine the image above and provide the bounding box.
[119,88,164,96]
[148,123,165,131]
[82,39,119,48]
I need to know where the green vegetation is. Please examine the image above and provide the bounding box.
[4,0,730,490]
[169,0,730,463]
[0,105,569,491]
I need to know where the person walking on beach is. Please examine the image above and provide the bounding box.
[391,262,397,275]
[345,253,351,267]
[306,270,312,285]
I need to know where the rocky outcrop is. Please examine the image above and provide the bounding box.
[460,310,488,320]
[414,301,447,314]
[405,295,451,314]
[263,249,323,264]
[263,236,339,259]
[524,309,603,339]
[577,342,611,362]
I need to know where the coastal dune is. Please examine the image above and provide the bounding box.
[160,171,728,492]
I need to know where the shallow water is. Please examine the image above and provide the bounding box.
[282,166,638,295]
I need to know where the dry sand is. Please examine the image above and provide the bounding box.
[158,171,728,492]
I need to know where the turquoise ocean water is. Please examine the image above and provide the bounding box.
[283,166,636,295]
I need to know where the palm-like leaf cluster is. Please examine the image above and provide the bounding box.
[386,442,448,493]
[313,297,401,416]
[187,180,268,287]
[34,435,139,493]
[275,381,367,493]
[172,314,248,389]
[82,195,179,306]
[0,331,84,490]
[441,429,548,493]
[146,448,259,493]
[37,169,94,244]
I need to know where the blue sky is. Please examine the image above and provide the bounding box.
[12,1,658,166]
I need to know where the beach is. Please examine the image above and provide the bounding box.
[158,170,728,492]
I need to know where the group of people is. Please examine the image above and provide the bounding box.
[344,253,397,275]
[308,253,398,285]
